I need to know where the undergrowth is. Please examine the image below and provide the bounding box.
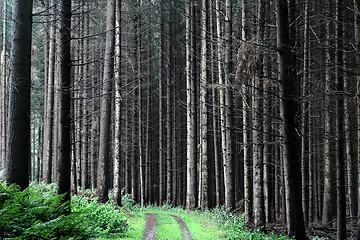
[208,207,291,240]
[0,183,127,239]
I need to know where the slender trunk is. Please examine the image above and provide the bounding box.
[97,0,115,204]
[57,0,72,205]
[199,0,208,209]
[43,0,56,184]
[335,0,346,238]
[301,0,309,226]
[159,0,164,204]
[0,0,7,170]
[186,0,197,210]
[355,0,360,237]
[165,0,172,204]
[113,0,122,205]
[276,0,307,238]
[323,0,336,225]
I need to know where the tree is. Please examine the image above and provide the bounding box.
[97,0,115,204]
[113,0,122,206]
[334,0,346,238]
[276,0,307,238]
[186,0,197,210]
[43,0,57,184]
[0,0,7,170]
[57,0,72,205]
[6,0,33,190]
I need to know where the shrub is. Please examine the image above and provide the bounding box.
[0,183,127,239]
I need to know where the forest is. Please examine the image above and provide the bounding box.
[0,0,359,239]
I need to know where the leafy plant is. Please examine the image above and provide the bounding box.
[0,183,128,239]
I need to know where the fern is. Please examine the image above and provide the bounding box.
[0,183,127,239]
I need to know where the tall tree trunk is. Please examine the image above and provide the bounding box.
[301,0,309,227]
[186,0,197,210]
[97,0,115,204]
[223,0,234,210]
[334,0,346,238]
[323,0,336,225]
[6,0,33,190]
[57,0,72,205]
[0,0,7,170]
[113,0,122,206]
[253,0,265,229]
[158,0,165,204]
[355,0,360,237]
[199,0,208,209]
[43,0,57,184]
[276,0,307,238]
[165,0,172,204]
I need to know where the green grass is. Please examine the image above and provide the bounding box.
[120,204,291,240]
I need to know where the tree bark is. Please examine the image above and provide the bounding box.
[334,0,346,238]
[57,0,72,205]
[113,0,122,206]
[0,0,7,170]
[276,0,307,238]
[43,0,56,184]
[186,0,197,210]
[199,0,208,209]
[97,0,115,204]
[6,0,33,190]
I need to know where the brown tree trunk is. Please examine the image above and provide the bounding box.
[97,0,115,204]
[57,0,72,205]
[6,0,33,190]
[185,0,197,210]
[276,0,307,238]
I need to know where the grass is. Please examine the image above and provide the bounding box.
[120,203,290,240]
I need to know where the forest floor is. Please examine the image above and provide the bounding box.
[118,206,228,239]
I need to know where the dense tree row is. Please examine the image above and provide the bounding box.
[2,0,360,238]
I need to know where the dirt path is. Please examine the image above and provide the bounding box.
[142,213,157,240]
[170,215,194,240]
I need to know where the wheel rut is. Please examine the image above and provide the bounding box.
[142,213,157,240]
[170,215,194,240]
[141,213,193,240]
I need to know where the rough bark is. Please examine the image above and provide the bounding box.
[334,0,346,238]
[276,0,307,238]
[57,0,72,205]
[113,0,122,206]
[43,0,56,184]
[185,0,197,210]
[6,0,33,190]
[97,0,115,204]
[0,0,6,170]
[199,0,208,209]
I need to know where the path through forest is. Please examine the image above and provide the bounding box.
[142,213,193,240]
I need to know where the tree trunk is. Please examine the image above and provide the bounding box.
[223,0,235,210]
[276,0,307,238]
[0,0,7,170]
[355,0,360,237]
[186,0,197,210]
[334,0,346,238]
[158,0,165,204]
[323,0,336,225]
[165,0,172,204]
[6,0,33,190]
[301,0,309,226]
[199,0,208,209]
[97,0,115,204]
[57,0,72,205]
[113,0,122,205]
[43,0,56,184]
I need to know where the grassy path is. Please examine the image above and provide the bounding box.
[121,207,226,239]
